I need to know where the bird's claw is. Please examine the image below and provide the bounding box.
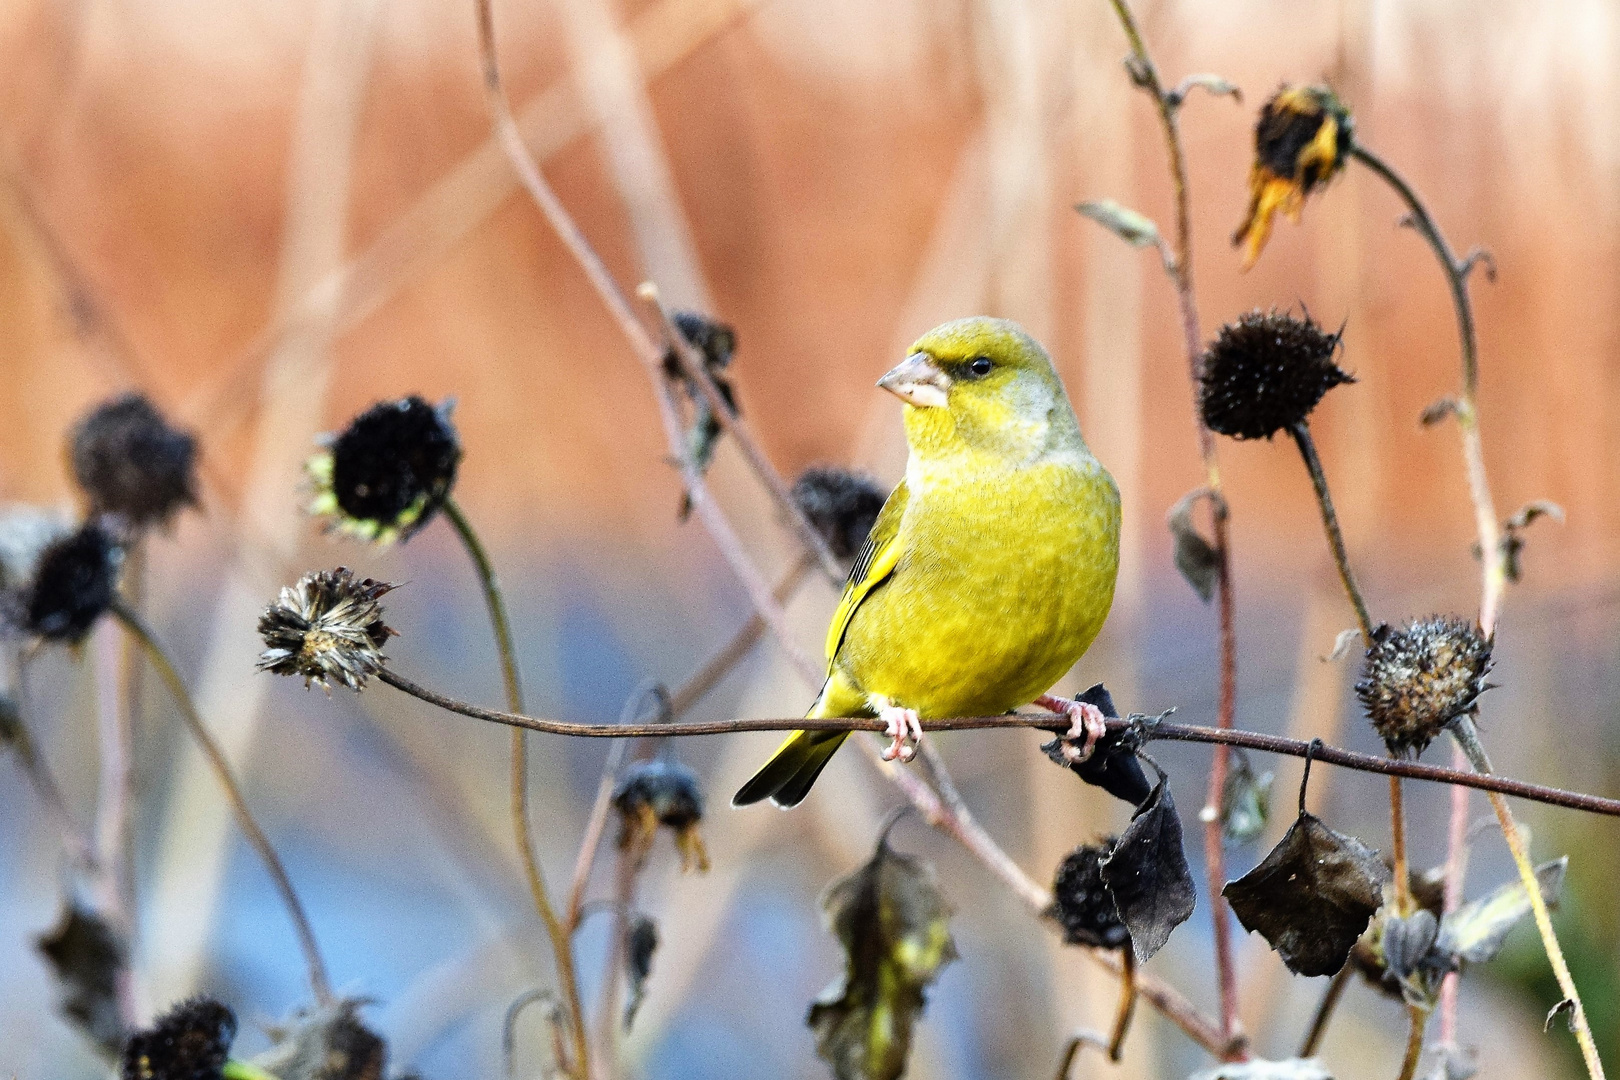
[879,706,922,762]
[1060,700,1108,764]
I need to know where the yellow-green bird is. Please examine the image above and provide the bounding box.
[733,316,1121,809]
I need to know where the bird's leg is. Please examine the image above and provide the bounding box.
[1036,693,1107,764]
[876,703,923,763]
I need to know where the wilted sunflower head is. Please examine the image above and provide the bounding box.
[71,394,198,531]
[791,466,886,562]
[613,757,709,873]
[1047,841,1129,950]
[120,996,237,1080]
[1233,84,1354,269]
[1356,616,1492,757]
[1200,309,1353,439]
[256,567,396,692]
[3,520,123,645]
[308,396,460,545]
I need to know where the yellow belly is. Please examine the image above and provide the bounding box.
[832,456,1119,718]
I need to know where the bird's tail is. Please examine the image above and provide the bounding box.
[732,676,861,808]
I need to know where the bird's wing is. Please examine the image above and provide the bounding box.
[824,478,909,664]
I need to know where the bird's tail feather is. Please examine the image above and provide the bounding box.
[731,729,850,808]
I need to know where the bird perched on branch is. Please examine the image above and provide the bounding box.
[734,317,1121,808]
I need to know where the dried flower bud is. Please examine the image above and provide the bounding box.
[121,997,236,1080]
[5,521,122,643]
[665,312,739,520]
[308,397,460,544]
[612,757,709,872]
[257,568,396,691]
[1234,84,1354,268]
[1200,310,1352,440]
[791,466,886,561]
[71,394,198,530]
[1356,616,1492,757]
[1048,842,1129,950]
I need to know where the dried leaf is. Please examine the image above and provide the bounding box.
[1076,200,1162,248]
[1170,74,1244,107]
[37,902,128,1053]
[1219,752,1273,843]
[1168,492,1220,603]
[1498,500,1564,583]
[808,836,957,1080]
[1040,684,1152,806]
[1191,1059,1335,1080]
[1100,778,1196,961]
[1546,998,1576,1032]
[623,915,659,1030]
[1438,858,1565,965]
[1323,628,1362,663]
[1420,397,1458,426]
[252,999,386,1080]
[1223,813,1390,976]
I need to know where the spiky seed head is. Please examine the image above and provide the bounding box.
[120,997,236,1080]
[1048,842,1129,950]
[256,568,396,691]
[791,466,886,561]
[1200,309,1353,440]
[71,394,198,530]
[1356,616,1492,757]
[6,521,123,643]
[307,397,460,544]
[1234,84,1355,268]
[613,757,710,873]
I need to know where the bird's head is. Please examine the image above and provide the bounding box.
[880,317,1082,464]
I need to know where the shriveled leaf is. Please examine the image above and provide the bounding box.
[1438,857,1565,965]
[1191,1059,1334,1080]
[623,914,660,1030]
[1223,813,1389,976]
[1100,778,1195,961]
[253,999,386,1080]
[808,837,957,1080]
[37,902,128,1053]
[1168,493,1220,602]
[1420,397,1459,426]
[1040,683,1153,806]
[1499,500,1564,583]
[1323,628,1362,662]
[1170,74,1244,107]
[1546,998,1576,1032]
[1076,200,1162,248]
[1219,752,1272,843]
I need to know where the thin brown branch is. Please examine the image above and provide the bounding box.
[1298,962,1353,1058]
[1109,948,1138,1061]
[1291,423,1374,640]
[1398,1004,1429,1080]
[6,689,98,872]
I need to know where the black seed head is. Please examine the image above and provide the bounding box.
[1048,842,1129,950]
[1199,309,1353,439]
[121,997,236,1080]
[791,466,886,561]
[8,521,122,643]
[71,395,198,530]
[613,757,710,872]
[309,396,460,544]
[256,567,397,691]
[1356,616,1493,757]
[665,311,737,378]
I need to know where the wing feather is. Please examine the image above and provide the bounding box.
[823,479,908,664]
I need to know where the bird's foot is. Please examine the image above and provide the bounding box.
[878,706,923,762]
[1038,695,1107,764]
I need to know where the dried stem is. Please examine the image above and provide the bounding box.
[1298,962,1352,1058]
[1109,947,1137,1061]
[1388,773,1412,913]
[1290,423,1374,639]
[1054,1030,1112,1080]
[111,599,333,1005]
[1398,1004,1429,1080]
[6,691,99,872]
[1451,717,1606,1080]
[442,494,588,1079]
[1106,0,1242,1049]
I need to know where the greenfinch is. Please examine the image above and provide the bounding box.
[733,317,1121,808]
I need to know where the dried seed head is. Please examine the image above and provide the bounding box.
[6,521,123,643]
[791,466,886,561]
[71,394,198,530]
[1048,842,1129,950]
[613,757,709,873]
[1200,309,1353,440]
[1234,84,1354,268]
[664,310,737,380]
[308,396,460,544]
[121,997,236,1080]
[257,568,396,691]
[1356,616,1492,757]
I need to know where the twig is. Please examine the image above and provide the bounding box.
[368,669,1620,815]
[111,598,333,1005]
[1105,0,1242,1049]
[503,988,561,1080]
[1298,963,1352,1058]
[1053,1030,1112,1080]
[1109,948,1138,1060]
[1398,1004,1429,1080]
[441,494,589,1078]
[1290,423,1374,640]
[6,686,98,872]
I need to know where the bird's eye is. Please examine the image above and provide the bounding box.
[967,356,994,377]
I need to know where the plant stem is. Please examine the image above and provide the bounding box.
[1398,1004,1429,1080]
[1451,717,1607,1079]
[441,494,589,1079]
[1105,0,1241,1049]
[1388,773,1412,913]
[1290,422,1374,639]
[1108,947,1137,1061]
[1299,963,1352,1058]
[6,694,99,873]
[110,599,333,1005]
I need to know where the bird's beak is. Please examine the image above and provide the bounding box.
[877,353,951,409]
